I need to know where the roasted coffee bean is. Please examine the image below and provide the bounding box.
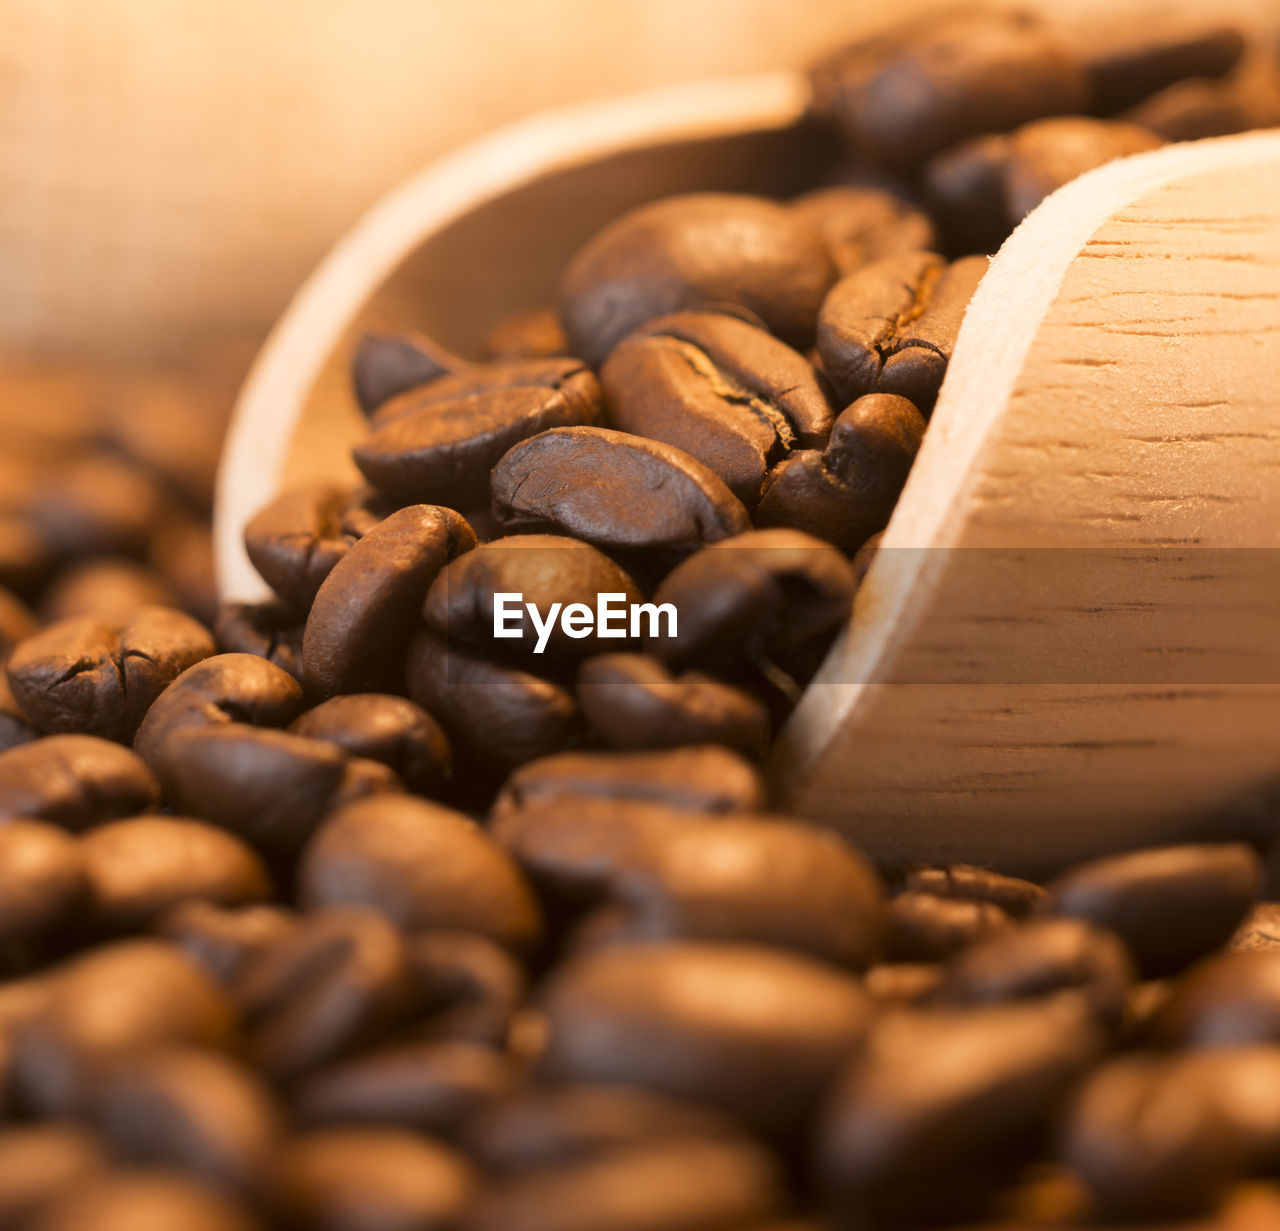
[1229,902,1280,953]
[863,962,944,1007]
[300,794,543,954]
[1123,50,1280,142]
[0,1124,105,1230]
[157,900,300,986]
[809,11,1089,173]
[161,724,398,858]
[272,1129,477,1231]
[12,939,236,1115]
[0,820,86,962]
[818,999,1104,1223]
[756,394,925,553]
[540,942,869,1135]
[408,931,527,1047]
[236,907,417,1083]
[462,1138,784,1231]
[406,627,580,771]
[893,862,1047,918]
[424,535,642,660]
[601,310,833,506]
[81,816,271,933]
[491,426,751,556]
[0,587,36,661]
[290,694,451,795]
[294,1038,518,1136]
[577,654,769,756]
[214,601,304,680]
[302,505,476,697]
[7,607,215,742]
[352,328,463,418]
[940,917,1136,1029]
[608,815,884,969]
[1045,843,1261,977]
[790,183,938,275]
[39,557,177,625]
[0,735,160,828]
[560,193,837,366]
[816,251,987,411]
[0,678,36,752]
[495,745,766,816]
[650,529,856,670]
[886,891,1013,961]
[484,308,571,361]
[355,359,603,507]
[1145,952,1280,1048]
[133,653,304,776]
[87,1046,282,1196]
[28,1172,261,1231]
[243,485,363,609]
[149,513,220,627]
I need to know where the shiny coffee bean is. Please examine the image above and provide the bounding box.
[87,1046,282,1196]
[893,862,1047,918]
[863,962,944,1007]
[577,654,769,756]
[886,891,1013,961]
[215,600,305,680]
[355,359,603,507]
[650,529,855,670]
[790,183,938,275]
[300,794,543,954]
[243,485,363,609]
[1230,902,1280,953]
[28,1172,261,1231]
[809,10,1089,172]
[7,607,215,742]
[12,939,236,1115]
[351,328,463,418]
[601,310,832,506]
[560,193,837,365]
[816,251,988,411]
[408,931,527,1047]
[0,735,161,828]
[818,999,1104,1222]
[0,820,86,960]
[0,1124,105,1230]
[483,307,570,361]
[540,942,870,1135]
[756,394,925,553]
[272,1129,477,1231]
[491,426,751,556]
[157,900,299,986]
[1045,843,1261,977]
[290,693,451,795]
[38,557,177,624]
[302,505,476,697]
[81,816,271,933]
[1145,952,1280,1048]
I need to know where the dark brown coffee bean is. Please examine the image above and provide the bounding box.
[38,558,177,624]
[791,184,938,275]
[81,816,271,933]
[7,607,215,742]
[424,535,642,660]
[273,1128,476,1231]
[133,653,304,777]
[541,942,869,1135]
[214,601,304,680]
[409,931,527,1047]
[816,251,987,411]
[863,962,943,1007]
[809,11,1089,173]
[300,794,543,953]
[1230,902,1280,954]
[0,820,86,958]
[756,394,925,553]
[352,328,463,418]
[886,891,1013,961]
[1045,843,1261,977]
[302,505,476,697]
[894,862,1047,918]
[601,310,833,507]
[0,1124,105,1230]
[495,745,766,816]
[406,627,580,771]
[243,485,361,609]
[236,907,417,1083]
[649,529,855,670]
[484,307,570,361]
[1145,952,1280,1048]
[87,1046,282,1196]
[161,724,398,858]
[157,900,299,986]
[1123,49,1280,141]
[12,939,236,1115]
[609,815,884,969]
[355,360,603,507]
[290,693,451,795]
[0,735,160,828]
[818,999,1104,1223]
[491,426,751,556]
[28,1172,261,1231]
[0,588,36,662]
[560,193,836,366]
[462,1138,783,1231]
[577,654,769,756]
[293,1038,518,1136]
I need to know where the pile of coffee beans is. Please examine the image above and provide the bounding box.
[4,9,1280,1230]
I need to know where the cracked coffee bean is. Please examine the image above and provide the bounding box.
[351,328,463,418]
[892,862,1047,918]
[0,734,160,828]
[790,183,938,275]
[886,891,1013,962]
[214,601,304,680]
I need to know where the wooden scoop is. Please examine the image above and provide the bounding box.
[214,74,1280,876]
